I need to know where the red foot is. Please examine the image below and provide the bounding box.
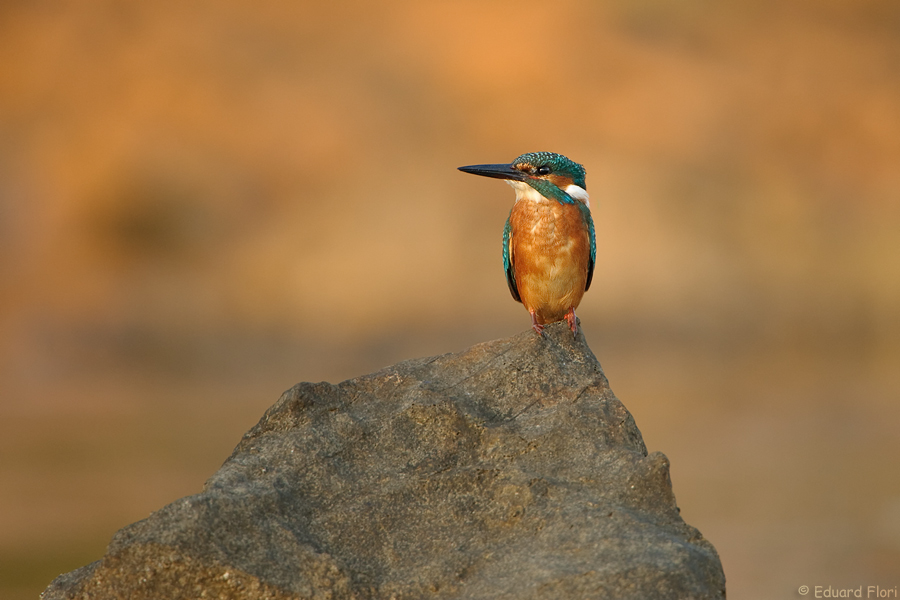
[565,307,578,337]
[530,311,545,336]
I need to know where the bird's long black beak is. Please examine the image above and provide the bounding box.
[458,163,528,181]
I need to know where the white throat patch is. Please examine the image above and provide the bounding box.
[505,180,591,209]
[506,180,546,203]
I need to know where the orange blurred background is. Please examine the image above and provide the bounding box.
[2,1,899,597]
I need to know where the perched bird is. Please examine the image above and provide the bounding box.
[459,152,596,336]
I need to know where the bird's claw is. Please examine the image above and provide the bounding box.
[530,311,545,337]
[565,308,578,337]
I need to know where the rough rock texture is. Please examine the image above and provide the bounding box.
[43,323,726,599]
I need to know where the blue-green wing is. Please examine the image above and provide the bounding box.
[582,205,596,292]
[503,215,521,302]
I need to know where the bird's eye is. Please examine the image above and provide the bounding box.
[537,166,551,176]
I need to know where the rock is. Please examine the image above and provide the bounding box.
[43,322,726,599]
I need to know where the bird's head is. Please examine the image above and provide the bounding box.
[458,151,589,207]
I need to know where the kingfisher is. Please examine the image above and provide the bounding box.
[459,152,595,336]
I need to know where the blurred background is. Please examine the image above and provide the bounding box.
[1,0,899,597]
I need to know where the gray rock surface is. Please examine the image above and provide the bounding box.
[43,322,726,599]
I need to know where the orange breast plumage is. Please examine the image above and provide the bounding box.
[507,195,592,325]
